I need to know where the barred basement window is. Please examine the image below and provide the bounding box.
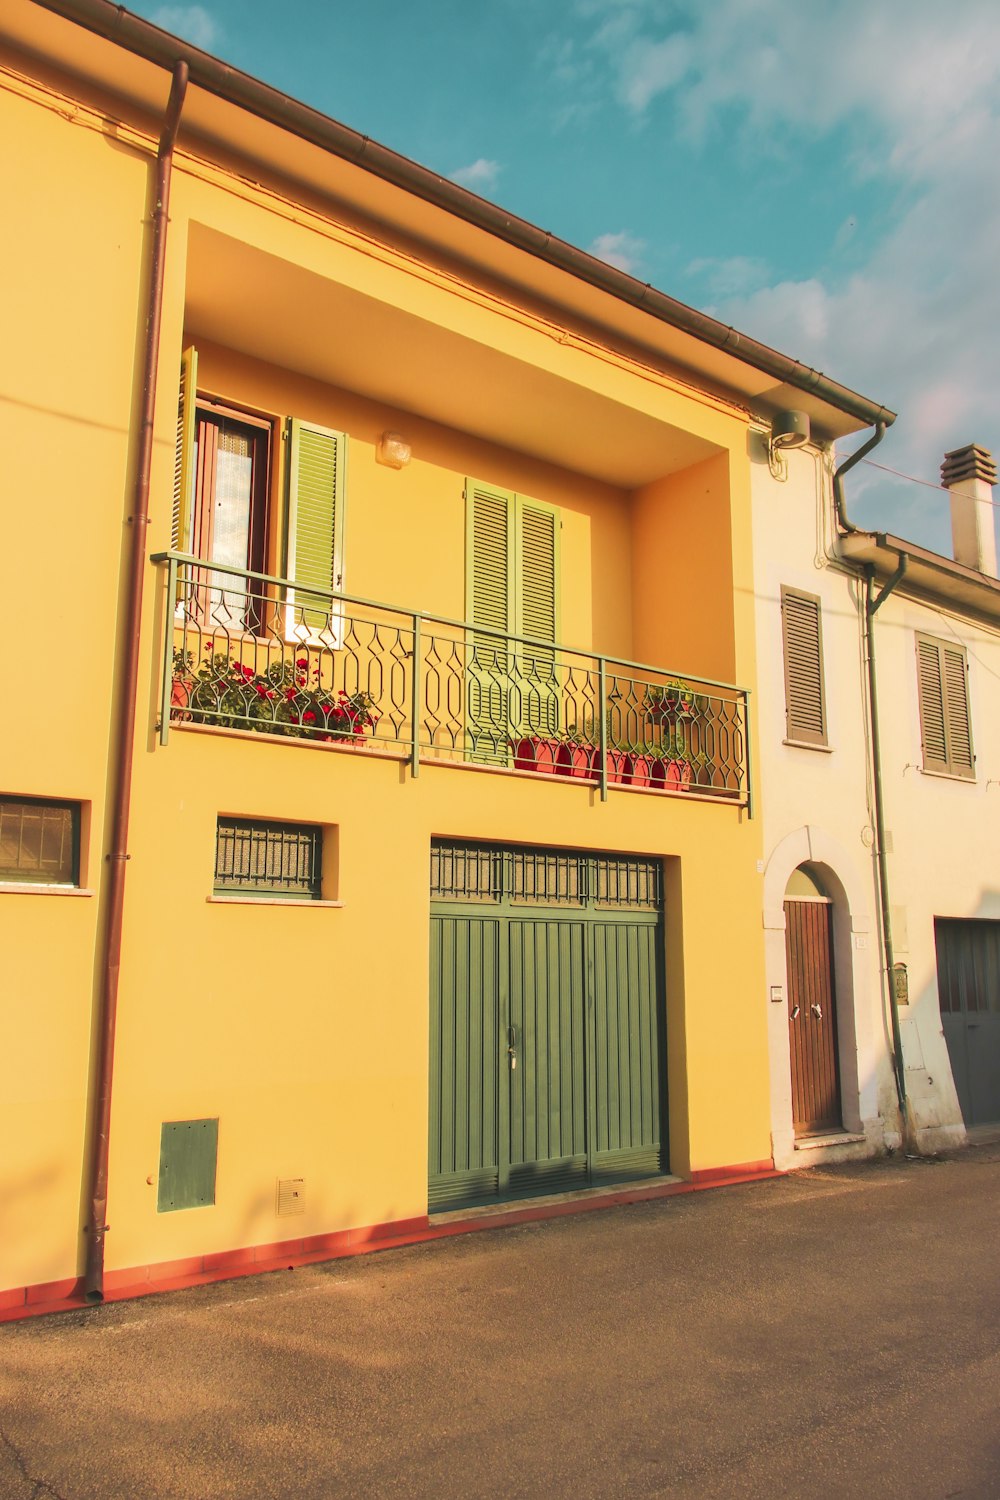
[781,586,827,747]
[0,798,79,885]
[215,818,322,899]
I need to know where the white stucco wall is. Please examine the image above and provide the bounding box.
[750,431,989,1165]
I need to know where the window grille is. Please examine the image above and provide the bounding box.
[430,839,662,910]
[0,798,79,885]
[215,818,322,899]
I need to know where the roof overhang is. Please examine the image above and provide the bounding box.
[839,530,1000,626]
[4,0,896,444]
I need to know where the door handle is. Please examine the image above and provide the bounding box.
[790,1004,800,1020]
[811,1004,823,1020]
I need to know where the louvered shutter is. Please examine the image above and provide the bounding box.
[466,481,516,761]
[285,418,345,637]
[781,588,827,746]
[917,635,973,778]
[516,499,560,737]
[171,346,198,551]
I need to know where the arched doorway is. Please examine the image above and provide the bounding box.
[785,865,842,1136]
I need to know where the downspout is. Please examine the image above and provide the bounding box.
[866,560,909,1118]
[831,422,909,1117]
[84,60,188,1302]
[833,421,888,534]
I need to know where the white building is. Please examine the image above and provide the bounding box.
[752,422,999,1170]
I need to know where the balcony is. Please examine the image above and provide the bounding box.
[153,554,751,806]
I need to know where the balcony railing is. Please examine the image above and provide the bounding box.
[153,553,751,807]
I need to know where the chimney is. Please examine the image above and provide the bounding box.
[942,444,998,576]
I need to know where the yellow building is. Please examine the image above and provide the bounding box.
[0,0,889,1312]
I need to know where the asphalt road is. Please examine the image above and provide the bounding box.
[2,1144,999,1500]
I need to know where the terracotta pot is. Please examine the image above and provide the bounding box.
[628,753,654,788]
[511,736,560,773]
[557,742,595,778]
[664,758,693,791]
[586,748,629,783]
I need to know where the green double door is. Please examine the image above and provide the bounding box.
[429,845,667,1210]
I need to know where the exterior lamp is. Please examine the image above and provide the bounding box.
[376,431,411,469]
[768,409,810,479]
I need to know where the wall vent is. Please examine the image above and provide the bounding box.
[276,1177,305,1216]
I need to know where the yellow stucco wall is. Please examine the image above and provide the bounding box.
[0,49,770,1296]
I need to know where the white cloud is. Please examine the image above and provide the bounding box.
[148,4,220,51]
[589,230,645,274]
[574,0,1000,548]
[685,255,770,299]
[449,158,501,193]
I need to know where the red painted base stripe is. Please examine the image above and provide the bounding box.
[0,1167,779,1323]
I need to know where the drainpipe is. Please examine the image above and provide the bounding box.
[84,61,188,1303]
[865,560,909,1119]
[833,421,888,534]
[831,422,909,1119]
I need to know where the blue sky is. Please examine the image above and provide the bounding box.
[144,0,1000,555]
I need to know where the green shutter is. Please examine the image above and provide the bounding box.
[466,480,516,761]
[515,498,560,737]
[286,418,345,634]
[465,482,561,757]
[171,345,198,552]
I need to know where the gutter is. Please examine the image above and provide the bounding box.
[84,58,188,1302]
[31,0,897,433]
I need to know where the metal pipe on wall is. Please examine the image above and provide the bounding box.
[84,60,189,1302]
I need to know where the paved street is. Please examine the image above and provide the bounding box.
[2,1144,999,1500]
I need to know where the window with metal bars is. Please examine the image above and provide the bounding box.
[781,586,827,746]
[430,838,662,910]
[215,818,322,899]
[916,634,974,779]
[0,798,79,885]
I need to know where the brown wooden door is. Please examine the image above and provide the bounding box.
[785,899,841,1135]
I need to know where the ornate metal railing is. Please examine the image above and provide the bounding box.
[152,553,751,807]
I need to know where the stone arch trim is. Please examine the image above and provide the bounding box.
[763,825,872,936]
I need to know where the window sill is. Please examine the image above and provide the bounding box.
[0,882,93,897]
[919,766,976,783]
[206,895,344,908]
[782,738,833,753]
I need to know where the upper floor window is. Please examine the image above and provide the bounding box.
[465,479,560,757]
[0,798,79,886]
[780,586,827,747]
[916,633,974,778]
[172,346,346,636]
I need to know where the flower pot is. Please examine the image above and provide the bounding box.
[628,753,655,788]
[664,758,693,791]
[557,742,595,778]
[511,736,560,773]
[587,748,629,784]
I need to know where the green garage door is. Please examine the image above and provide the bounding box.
[429,841,667,1210]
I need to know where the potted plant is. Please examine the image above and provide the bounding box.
[662,733,693,791]
[625,741,665,788]
[511,733,562,773]
[172,648,380,744]
[557,726,595,779]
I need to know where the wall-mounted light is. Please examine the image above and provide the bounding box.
[376,431,411,469]
[768,409,811,480]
